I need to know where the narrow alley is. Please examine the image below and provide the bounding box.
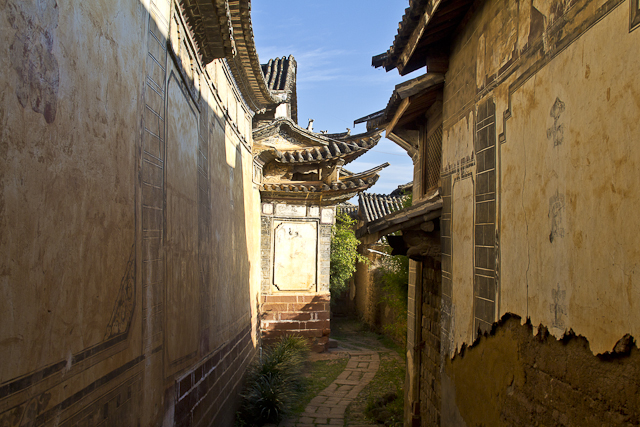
[1,0,639,426]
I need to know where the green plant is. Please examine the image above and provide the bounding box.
[402,191,413,208]
[329,212,368,296]
[236,336,309,426]
[379,253,409,346]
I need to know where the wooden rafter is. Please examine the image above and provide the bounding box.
[386,97,411,135]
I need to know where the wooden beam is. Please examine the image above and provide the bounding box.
[395,73,445,99]
[397,0,443,75]
[386,131,417,158]
[386,97,411,135]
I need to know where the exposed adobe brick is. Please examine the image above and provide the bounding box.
[197,381,207,401]
[316,311,331,320]
[174,326,253,427]
[288,302,327,312]
[311,343,328,353]
[261,303,289,312]
[303,320,330,330]
[263,321,301,330]
[192,400,207,426]
[176,413,191,427]
[262,295,298,303]
[263,329,323,339]
[174,396,189,424]
[261,312,278,321]
[280,312,311,321]
[296,294,329,303]
[194,365,203,383]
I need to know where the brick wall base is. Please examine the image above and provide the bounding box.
[173,326,254,427]
[260,294,331,353]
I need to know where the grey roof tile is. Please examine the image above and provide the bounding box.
[359,193,408,224]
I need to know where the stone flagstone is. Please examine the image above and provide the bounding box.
[278,350,381,426]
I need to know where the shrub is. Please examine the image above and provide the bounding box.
[236,336,309,426]
[330,212,368,296]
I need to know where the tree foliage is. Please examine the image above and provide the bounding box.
[329,213,367,296]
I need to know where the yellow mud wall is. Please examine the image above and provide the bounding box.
[0,0,261,425]
[435,0,640,425]
[441,0,640,360]
[500,1,640,354]
[0,1,147,425]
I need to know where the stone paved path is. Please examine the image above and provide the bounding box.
[278,350,380,427]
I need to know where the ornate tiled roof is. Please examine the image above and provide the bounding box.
[261,55,298,123]
[253,118,382,166]
[359,193,408,223]
[178,0,287,112]
[224,0,284,111]
[260,163,389,206]
[277,136,380,164]
[372,0,428,71]
[356,191,442,239]
[372,0,474,75]
[354,73,444,133]
[254,117,331,146]
[391,182,413,196]
[262,56,296,91]
[178,0,236,64]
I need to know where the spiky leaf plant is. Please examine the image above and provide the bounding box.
[236,336,309,426]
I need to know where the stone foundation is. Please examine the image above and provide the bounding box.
[260,294,331,352]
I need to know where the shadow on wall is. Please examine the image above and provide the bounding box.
[443,313,639,427]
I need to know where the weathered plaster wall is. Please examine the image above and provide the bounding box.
[0,1,261,425]
[353,255,376,324]
[500,1,640,354]
[0,0,145,382]
[431,0,640,425]
[441,0,640,359]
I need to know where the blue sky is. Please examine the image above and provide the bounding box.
[252,1,415,197]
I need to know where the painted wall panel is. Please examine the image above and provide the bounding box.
[451,178,475,354]
[273,221,318,291]
[165,75,199,363]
